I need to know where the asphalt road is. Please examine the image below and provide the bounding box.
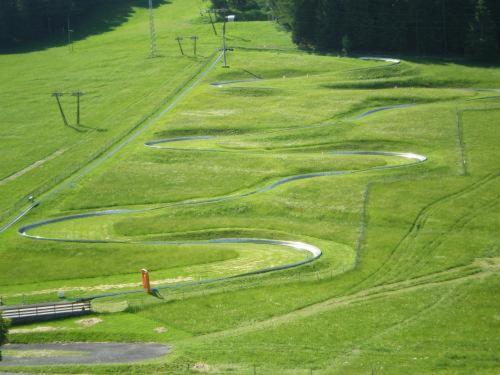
[0,343,169,366]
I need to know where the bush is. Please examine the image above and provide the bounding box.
[0,314,8,362]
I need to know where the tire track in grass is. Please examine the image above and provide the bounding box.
[381,187,498,282]
[361,103,499,286]
[455,109,468,176]
[354,183,372,267]
[351,173,499,292]
[191,258,498,343]
[406,195,499,279]
[330,281,465,368]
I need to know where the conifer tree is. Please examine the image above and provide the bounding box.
[466,0,498,60]
[292,0,319,48]
[0,314,8,362]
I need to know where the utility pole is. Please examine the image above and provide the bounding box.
[52,93,69,126]
[206,9,218,36]
[176,36,184,55]
[222,15,235,68]
[191,35,199,56]
[148,0,157,58]
[222,21,227,67]
[205,8,228,36]
[72,91,84,125]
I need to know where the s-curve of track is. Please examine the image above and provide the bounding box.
[18,57,427,300]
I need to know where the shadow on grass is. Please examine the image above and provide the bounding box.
[401,55,500,69]
[0,0,170,55]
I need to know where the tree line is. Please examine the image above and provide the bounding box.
[209,0,270,21]
[0,0,109,47]
[2,1,498,60]
[210,0,499,60]
[268,0,499,60]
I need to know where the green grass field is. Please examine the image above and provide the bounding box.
[0,0,499,373]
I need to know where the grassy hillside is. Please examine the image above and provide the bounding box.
[0,0,291,224]
[0,0,499,373]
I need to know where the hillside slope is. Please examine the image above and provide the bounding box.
[0,0,499,374]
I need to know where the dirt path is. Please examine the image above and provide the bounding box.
[0,149,66,186]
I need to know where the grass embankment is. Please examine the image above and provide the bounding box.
[0,0,499,373]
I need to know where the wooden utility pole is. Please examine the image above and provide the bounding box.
[72,91,84,125]
[191,35,199,56]
[52,93,69,126]
[206,10,218,35]
[206,8,228,36]
[176,36,184,55]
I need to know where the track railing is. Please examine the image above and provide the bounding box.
[0,300,91,324]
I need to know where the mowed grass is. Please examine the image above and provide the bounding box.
[0,0,499,374]
[0,0,293,221]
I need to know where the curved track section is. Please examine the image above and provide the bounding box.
[210,55,400,87]
[19,135,426,298]
[355,104,415,120]
[18,55,426,299]
[356,57,401,70]
[211,78,262,87]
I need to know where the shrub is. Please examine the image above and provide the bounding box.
[0,314,8,361]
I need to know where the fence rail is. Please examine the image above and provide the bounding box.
[0,300,91,324]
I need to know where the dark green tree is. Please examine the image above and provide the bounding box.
[0,314,8,361]
[291,0,319,48]
[0,0,136,49]
[466,0,498,60]
[341,34,351,56]
[211,0,268,20]
[486,0,500,51]
[0,0,18,45]
[268,0,294,26]
[314,0,341,50]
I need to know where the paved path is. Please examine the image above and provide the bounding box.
[0,343,169,366]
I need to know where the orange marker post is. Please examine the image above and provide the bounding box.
[141,269,152,294]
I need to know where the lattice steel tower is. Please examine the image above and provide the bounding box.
[149,0,157,57]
